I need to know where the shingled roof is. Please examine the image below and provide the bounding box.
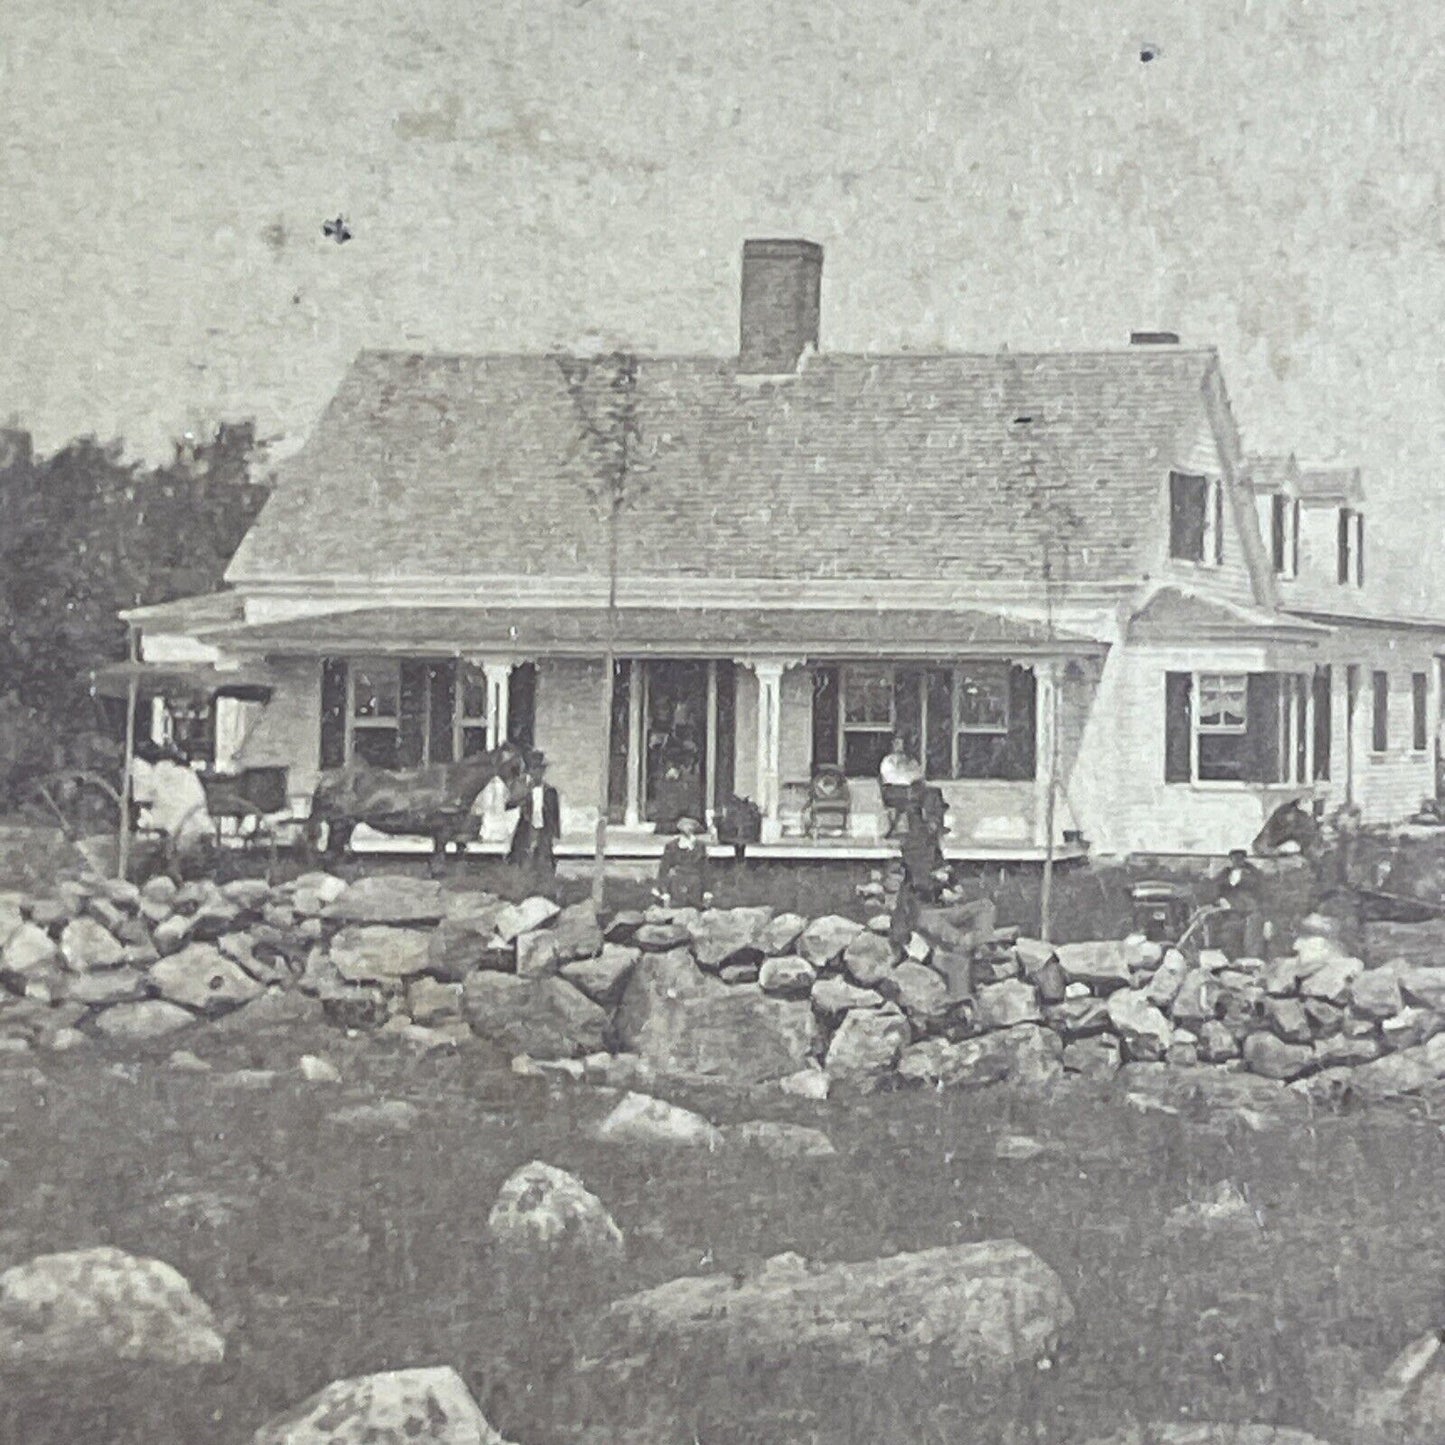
[227,346,1224,587]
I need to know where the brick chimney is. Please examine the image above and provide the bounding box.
[739,239,823,374]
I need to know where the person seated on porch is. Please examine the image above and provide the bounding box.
[507,752,561,885]
[134,741,214,879]
[879,736,924,837]
[1211,848,1267,958]
[653,816,713,909]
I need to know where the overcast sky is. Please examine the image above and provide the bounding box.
[4,0,1442,605]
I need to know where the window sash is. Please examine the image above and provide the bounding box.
[841,668,894,728]
[955,663,1010,735]
[351,663,401,723]
[1169,471,1208,561]
[1372,671,1389,753]
[1197,673,1247,733]
[1413,672,1428,752]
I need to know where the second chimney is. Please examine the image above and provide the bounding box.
[739,239,823,374]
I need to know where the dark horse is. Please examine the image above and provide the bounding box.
[304,743,530,871]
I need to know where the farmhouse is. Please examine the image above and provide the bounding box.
[118,240,1445,858]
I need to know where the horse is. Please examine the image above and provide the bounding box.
[304,743,530,872]
[1251,797,1324,859]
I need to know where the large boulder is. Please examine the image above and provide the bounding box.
[62,966,147,1007]
[757,912,808,956]
[825,1007,910,1085]
[92,999,197,1042]
[690,906,773,969]
[0,922,59,987]
[1169,969,1224,1027]
[898,1024,1063,1090]
[1299,954,1363,1004]
[495,897,562,943]
[0,1246,224,1367]
[887,960,950,1024]
[842,930,896,987]
[426,919,498,982]
[1145,949,1189,1010]
[1327,1035,1445,1100]
[323,875,446,925]
[581,1240,1072,1380]
[798,915,865,968]
[406,977,465,1027]
[1396,965,1445,1012]
[758,955,817,998]
[331,926,434,986]
[1054,940,1133,993]
[560,944,639,1007]
[1061,1034,1122,1078]
[252,1365,513,1445]
[147,944,265,1015]
[811,976,884,1022]
[59,917,126,971]
[463,973,608,1059]
[1242,1032,1315,1081]
[551,900,604,963]
[615,952,818,1082]
[975,979,1042,1031]
[486,1160,624,1262]
[593,1091,724,1150]
[1350,968,1405,1020]
[1106,990,1174,1061]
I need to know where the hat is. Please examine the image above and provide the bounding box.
[524,750,547,772]
[1228,847,1248,861]
[676,815,704,836]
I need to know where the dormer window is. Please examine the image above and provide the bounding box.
[1270,493,1300,577]
[1169,471,1224,565]
[1338,507,1364,586]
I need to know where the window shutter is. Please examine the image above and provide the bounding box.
[1356,514,1365,586]
[894,667,923,760]
[1338,509,1351,584]
[426,661,456,764]
[1271,494,1286,572]
[712,661,737,808]
[398,661,429,768]
[1291,499,1301,577]
[925,668,953,778]
[1247,673,1283,782]
[1004,665,1037,781]
[1164,672,1192,783]
[812,666,840,767]
[606,660,631,823]
[320,658,349,770]
[507,663,537,749]
[1213,481,1224,564]
[1311,666,1332,781]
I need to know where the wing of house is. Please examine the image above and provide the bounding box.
[121,241,1445,857]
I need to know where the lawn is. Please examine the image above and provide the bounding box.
[1,1023,1442,1445]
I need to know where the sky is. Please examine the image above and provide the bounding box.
[3,0,1444,606]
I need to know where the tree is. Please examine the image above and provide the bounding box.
[555,352,646,908]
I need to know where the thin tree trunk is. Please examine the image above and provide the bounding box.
[1040,671,1060,942]
[117,627,138,880]
[592,498,621,909]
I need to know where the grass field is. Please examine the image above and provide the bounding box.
[1,1021,1442,1445]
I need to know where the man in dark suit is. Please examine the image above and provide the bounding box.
[507,752,561,886]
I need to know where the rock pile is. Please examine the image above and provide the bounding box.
[4,871,1445,1099]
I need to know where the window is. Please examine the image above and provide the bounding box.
[350,661,401,767]
[841,666,895,776]
[1165,670,1314,785]
[1339,508,1364,586]
[457,661,490,757]
[1413,672,1428,752]
[1372,670,1389,753]
[1169,471,1223,564]
[1197,674,1247,733]
[956,663,1010,733]
[1270,493,1300,577]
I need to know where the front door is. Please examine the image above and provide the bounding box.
[1345,663,1361,806]
[644,660,708,825]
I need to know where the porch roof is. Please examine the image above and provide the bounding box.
[206,604,1108,659]
[1127,586,1331,645]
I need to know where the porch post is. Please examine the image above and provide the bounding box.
[625,659,644,828]
[480,659,514,750]
[1033,660,1059,848]
[704,659,718,827]
[752,660,785,842]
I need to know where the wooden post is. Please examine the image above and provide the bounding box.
[117,627,139,880]
[1039,660,1060,943]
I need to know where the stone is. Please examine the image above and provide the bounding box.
[1242,1032,1316,1081]
[515,930,561,978]
[298,1054,342,1083]
[58,917,125,971]
[92,1000,197,1042]
[317,982,389,1030]
[975,978,1042,1031]
[994,1133,1048,1161]
[560,944,639,1007]
[551,900,605,963]
[866,912,893,935]
[825,1008,910,1084]
[758,955,817,998]
[62,966,146,1007]
[719,962,759,984]
[1045,996,1111,1039]
[1302,998,1344,1037]
[329,1099,420,1132]
[0,893,25,948]
[167,1049,210,1072]
[1145,949,1189,1010]
[1350,968,1405,1020]
[1315,1032,1381,1067]
[886,960,950,1023]
[1034,958,1069,1005]
[842,929,896,986]
[582,1240,1073,1381]
[1054,939,1133,993]
[1166,1040,1199,1066]
[898,1025,1062,1089]
[1396,965,1445,1011]
[728,1120,836,1158]
[757,912,808,956]
[252,1365,512,1445]
[0,922,59,986]
[426,920,495,982]
[1014,937,1057,975]
[213,987,326,1035]
[580,1052,654,1089]
[1061,1034,1121,1078]
[323,875,445,925]
[690,906,772,968]
[147,944,265,1015]
[929,948,975,1001]
[798,914,866,968]
[487,1160,625,1262]
[1198,1020,1242,1063]
[151,913,195,954]
[603,909,645,941]
[25,898,71,930]
[1106,990,1174,1061]
[632,922,693,952]
[594,1091,724,1150]
[1169,969,1223,1027]
[972,952,1022,984]
[1338,1037,1445,1099]
[1382,1006,1441,1051]
[43,1026,88,1053]
[811,977,885,1022]
[1261,955,1302,996]
[779,1066,831,1100]
[1300,954,1363,1004]
[140,874,179,904]
[331,925,433,986]
[905,932,932,964]
[406,976,464,1026]
[1264,997,1313,1044]
[1353,1328,1445,1445]
[615,953,818,1083]
[0,1246,224,1368]
[463,973,608,1060]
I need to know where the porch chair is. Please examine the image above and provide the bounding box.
[804,765,851,839]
